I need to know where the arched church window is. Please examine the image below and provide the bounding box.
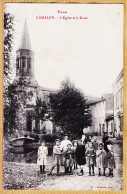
[22,57,25,68]
[27,58,31,70]
[16,59,19,70]
[21,57,26,73]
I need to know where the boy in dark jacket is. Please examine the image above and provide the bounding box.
[64,143,74,175]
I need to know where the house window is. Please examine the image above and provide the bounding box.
[16,59,19,70]
[117,92,119,108]
[115,95,117,109]
[121,89,123,106]
[114,96,116,109]
[120,116,123,132]
[116,92,119,109]
[102,124,105,133]
[111,123,113,131]
[99,124,101,134]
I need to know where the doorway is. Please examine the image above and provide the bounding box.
[27,116,32,131]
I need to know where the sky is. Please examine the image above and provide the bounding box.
[6,3,123,97]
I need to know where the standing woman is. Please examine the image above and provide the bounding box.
[75,140,86,176]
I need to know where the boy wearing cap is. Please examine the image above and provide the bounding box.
[48,139,62,175]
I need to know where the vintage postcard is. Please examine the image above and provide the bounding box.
[0,0,127,193]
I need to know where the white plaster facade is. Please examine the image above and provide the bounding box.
[113,69,123,138]
[87,99,106,135]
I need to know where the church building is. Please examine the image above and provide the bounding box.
[10,20,55,137]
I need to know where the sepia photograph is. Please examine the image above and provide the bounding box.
[3,3,123,190]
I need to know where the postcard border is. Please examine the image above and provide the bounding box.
[0,0,127,194]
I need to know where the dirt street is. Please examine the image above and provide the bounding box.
[3,139,123,191]
[38,141,123,191]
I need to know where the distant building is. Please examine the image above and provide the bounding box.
[103,93,114,117]
[105,115,114,137]
[103,93,114,137]
[85,97,106,136]
[113,69,123,138]
[85,93,114,136]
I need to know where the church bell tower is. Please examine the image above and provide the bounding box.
[11,20,38,135]
[16,20,34,77]
[10,20,53,136]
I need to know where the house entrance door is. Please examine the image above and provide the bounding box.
[27,116,32,131]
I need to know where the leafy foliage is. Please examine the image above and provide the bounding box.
[4,5,14,90]
[49,79,92,137]
[4,85,20,135]
[4,85,48,135]
[4,6,15,136]
[34,97,48,121]
[25,97,48,133]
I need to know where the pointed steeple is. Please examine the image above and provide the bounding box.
[16,20,34,77]
[19,19,32,50]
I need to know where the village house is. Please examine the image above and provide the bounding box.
[113,69,123,139]
[103,93,114,137]
[105,115,114,137]
[85,97,106,136]
[84,93,114,136]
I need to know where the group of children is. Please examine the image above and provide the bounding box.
[37,134,115,177]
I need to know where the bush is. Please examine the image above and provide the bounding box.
[41,134,59,143]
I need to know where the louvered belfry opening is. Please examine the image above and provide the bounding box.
[16,20,34,77]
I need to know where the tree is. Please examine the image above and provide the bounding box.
[49,79,92,137]
[4,85,20,136]
[33,97,48,133]
[4,6,15,136]
[4,5,14,91]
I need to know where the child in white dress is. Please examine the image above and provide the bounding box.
[37,140,48,173]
